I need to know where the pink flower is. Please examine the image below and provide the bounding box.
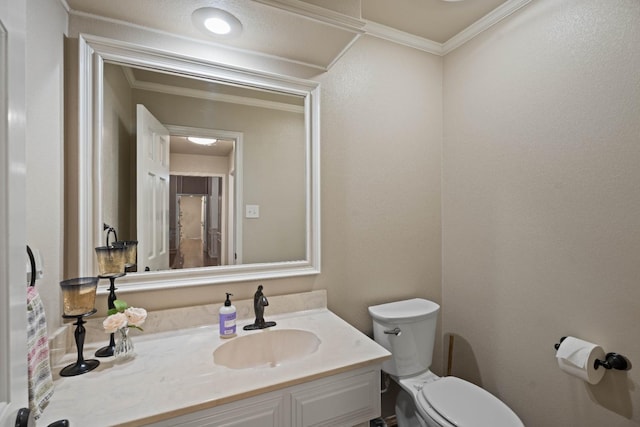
[125,307,147,327]
[103,312,128,333]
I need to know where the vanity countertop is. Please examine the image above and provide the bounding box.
[38,308,390,426]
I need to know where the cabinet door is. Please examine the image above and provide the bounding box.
[152,393,285,427]
[149,367,382,427]
[290,370,380,427]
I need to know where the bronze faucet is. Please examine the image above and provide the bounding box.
[243,285,277,330]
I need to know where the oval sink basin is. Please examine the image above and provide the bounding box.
[214,329,321,369]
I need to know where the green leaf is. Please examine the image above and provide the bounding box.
[107,308,118,316]
[113,299,128,313]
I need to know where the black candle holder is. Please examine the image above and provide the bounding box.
[60,309,100,377]
[95,272,125,358]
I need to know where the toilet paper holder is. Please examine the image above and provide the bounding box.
[554,337,631,371]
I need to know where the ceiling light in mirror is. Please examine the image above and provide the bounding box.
[187,136,217,146]
[192,7,242,38]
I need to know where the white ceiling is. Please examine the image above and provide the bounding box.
[66,0,524,70]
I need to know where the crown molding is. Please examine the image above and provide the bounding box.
[362,0,532,56]
[121,67,304,114]
[363,21,443,56]
[252,0,366,33]
[442,0,532,54]
[255,0,532,56]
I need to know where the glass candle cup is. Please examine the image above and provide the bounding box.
[113,240,138,267]
[60,277,99,316]
[95,245,127,276]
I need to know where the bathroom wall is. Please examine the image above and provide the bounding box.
[310,34,445,414]
[314,34,443,343]
[442,0,640,426]
[25,0,67,336]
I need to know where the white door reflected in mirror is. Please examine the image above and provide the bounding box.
[136,105,170,272]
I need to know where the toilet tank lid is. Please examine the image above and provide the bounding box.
[418,377,524,427]
[368,298,439,323]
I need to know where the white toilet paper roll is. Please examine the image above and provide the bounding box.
[555,336,606,385]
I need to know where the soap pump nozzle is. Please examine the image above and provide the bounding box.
[224,292,233,307]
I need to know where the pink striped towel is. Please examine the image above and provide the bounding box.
[27,286,54,419]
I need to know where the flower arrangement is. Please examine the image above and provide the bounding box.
[102,299,147,333]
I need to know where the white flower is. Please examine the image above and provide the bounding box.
[125,307,147,327]
[103,312,128,333]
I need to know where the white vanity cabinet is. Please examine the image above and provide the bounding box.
[150,366,381,427]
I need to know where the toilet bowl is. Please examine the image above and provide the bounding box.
[368,299,524,427]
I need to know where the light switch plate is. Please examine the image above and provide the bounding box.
[245,204,260,218]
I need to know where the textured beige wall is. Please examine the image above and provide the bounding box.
[442,1,640,425]
[25,0,67,335]
[314,34,443,346]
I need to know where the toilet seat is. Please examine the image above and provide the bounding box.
[416,377,524,427]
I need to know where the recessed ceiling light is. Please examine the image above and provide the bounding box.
[205,17,232,35]
[187,136,217,146]
[192,7,242,38]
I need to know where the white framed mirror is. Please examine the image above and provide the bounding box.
[74,34,320,292]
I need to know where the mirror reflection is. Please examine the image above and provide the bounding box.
[101,63,307,273]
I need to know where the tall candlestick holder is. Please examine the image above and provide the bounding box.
[60,309,100,376]
[94,244,127,358]
[95,272,126,358]
[59,277,100,376]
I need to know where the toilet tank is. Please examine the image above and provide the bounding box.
[368,298,440,378]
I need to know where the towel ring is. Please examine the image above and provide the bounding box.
[27,245,36,287]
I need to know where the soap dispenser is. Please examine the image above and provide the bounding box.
[219,293,237,338]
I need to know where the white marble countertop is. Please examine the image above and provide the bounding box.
[38,307,390,426]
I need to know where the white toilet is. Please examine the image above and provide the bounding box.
[368,298,524,427]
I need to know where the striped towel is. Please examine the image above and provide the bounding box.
[27,286,54,420]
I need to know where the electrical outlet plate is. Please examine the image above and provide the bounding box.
[245,204,260,218]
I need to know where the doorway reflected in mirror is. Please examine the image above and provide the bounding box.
[170,176,222,269]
